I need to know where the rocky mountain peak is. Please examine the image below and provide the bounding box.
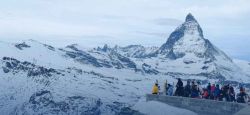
[158,13,230,62]
[102,44,109,52]
[185,13,197,22]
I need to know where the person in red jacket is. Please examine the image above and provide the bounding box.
[203,89,209,99]
[210,84,216,99]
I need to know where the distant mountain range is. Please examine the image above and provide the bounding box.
[0,14,250,115]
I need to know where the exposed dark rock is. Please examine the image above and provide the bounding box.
[2,57,60,85]
[2,67,10,73]
[83,70,118,81]
[102,44,110,52]
[29,90,53,105]
[116,53,137,69]
[15,90,102,115]
[201,66,209,70]
[43,44,55,51]
[64,45,103,67]
[183,59,196,64]
[125,79,142,82]
[142,63,159,75]
[64,44,137,70]
[204,59,213,64]
[185,13,197,22]
[15,42,31,50]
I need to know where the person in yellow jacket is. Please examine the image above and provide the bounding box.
[152,83,159,94]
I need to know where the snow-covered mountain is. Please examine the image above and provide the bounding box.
[109,13,250,83]
[0,14,250,115]
[0,40,171,115]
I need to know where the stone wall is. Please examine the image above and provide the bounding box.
[146,94,248,115]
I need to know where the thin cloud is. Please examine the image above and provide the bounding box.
[0,0,249,60]
[153,18,182,26]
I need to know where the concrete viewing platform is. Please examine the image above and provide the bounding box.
[146,94,250,115]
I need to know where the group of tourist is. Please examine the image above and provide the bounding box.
[152,78,250,103]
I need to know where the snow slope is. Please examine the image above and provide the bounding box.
[234,59,250,76]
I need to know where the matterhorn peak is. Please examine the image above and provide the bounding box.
[159,13,204,54]
[158,13,231,62]
[185,13,197,22]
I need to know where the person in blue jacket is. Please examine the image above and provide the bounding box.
[213,84,221,100]
[167,84,174,96]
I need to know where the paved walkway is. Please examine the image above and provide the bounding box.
[146,94,249,115]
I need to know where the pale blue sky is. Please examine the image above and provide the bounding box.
[0,0,249,60]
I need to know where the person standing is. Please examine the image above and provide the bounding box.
[155,80,160,91]
[202,88,209,99]
[164,80,168,95]
[167,84,174,96]
[213,84,221,100]
[152,83,159,95]
[197,81,203,96]
[191,85,200,98]
[184,80,192,97]
[175,78,184,96]
[210,84,216,99]
[219,86,225,101]
[229,86,236,102]
[224,84,230,101]
[207,83,211,98]
[236,87,249,103]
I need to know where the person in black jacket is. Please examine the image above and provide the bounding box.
[229,86,236,102]
[175,78,184,96]
[207,83,211,97]
[224,84,230,101]
[184,80,192,97]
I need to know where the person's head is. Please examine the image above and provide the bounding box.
[155,83,158,86]
[208,83,211,85]
[197,81,201,85]
[229,87,234,92]
[216,84,219,88]
[222,86,225,90]
[240,87,245,93]
[178,78,181,81]
[192,81,195,85]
